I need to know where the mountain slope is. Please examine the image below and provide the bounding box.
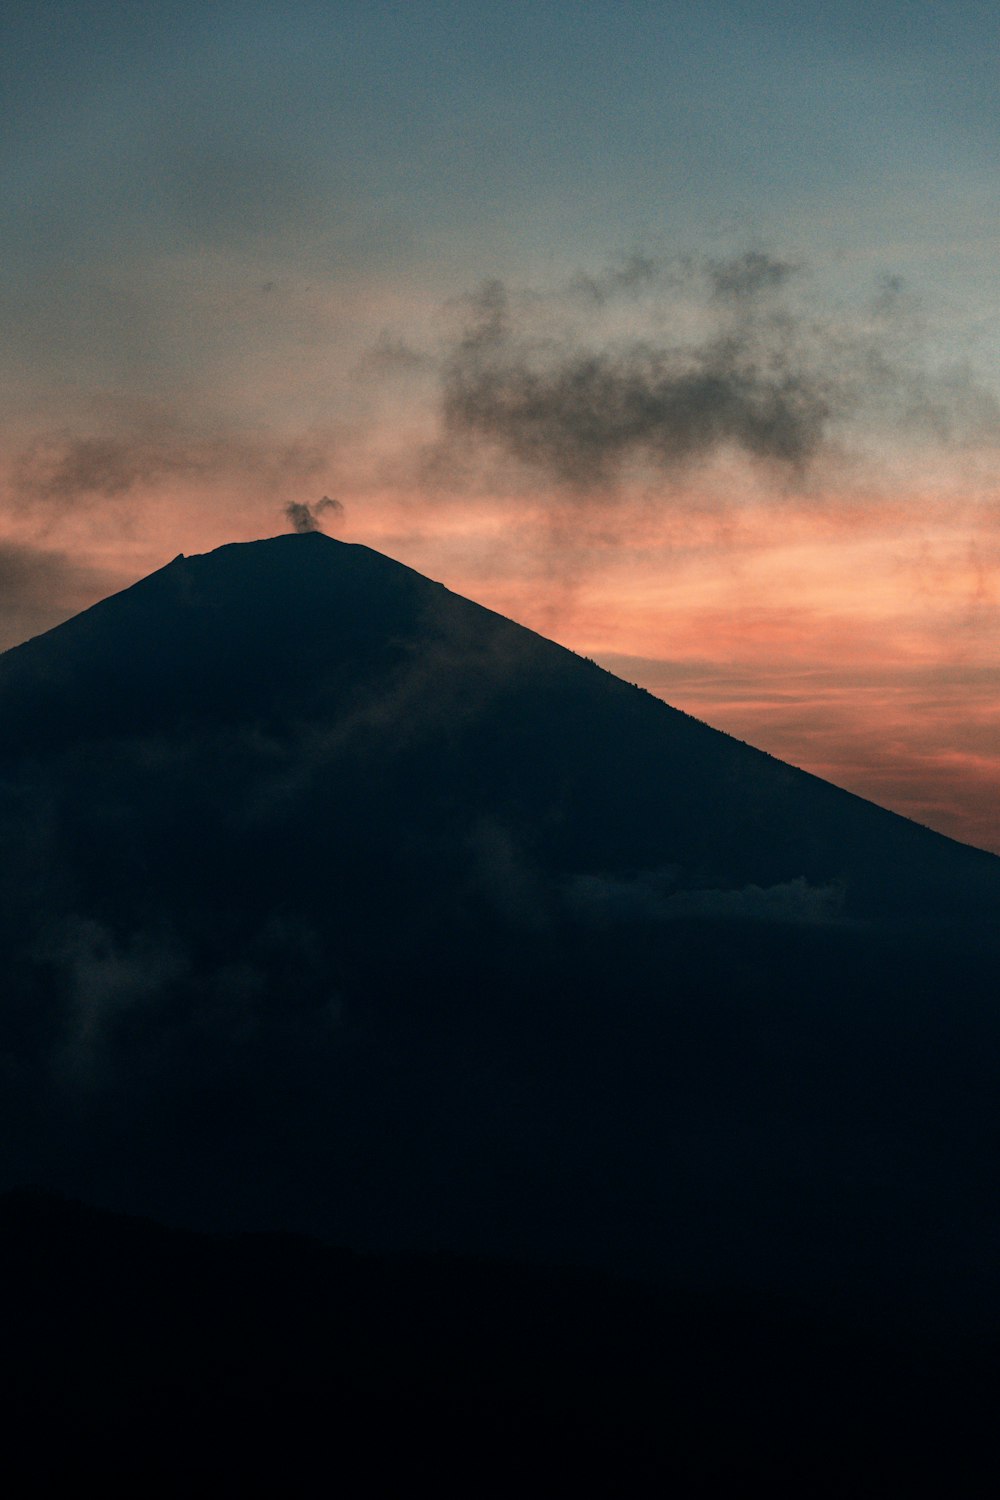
[0,532,994,924]
[0,533,997,1327]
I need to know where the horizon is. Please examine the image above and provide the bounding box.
[3,2,997,854]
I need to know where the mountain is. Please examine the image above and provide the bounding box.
[1,533,998,1331]
[0,533,994,920]
[3,1189,995,1495]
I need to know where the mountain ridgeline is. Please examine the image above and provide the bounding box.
[1,533,998,1330]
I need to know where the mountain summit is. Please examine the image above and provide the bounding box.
[0,534,997,1326]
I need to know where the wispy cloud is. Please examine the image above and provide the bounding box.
[425,252,1000,498]
[566,869,848,927]
[0,541,114,652]
[10,418,327,508]
[440,279,830,487]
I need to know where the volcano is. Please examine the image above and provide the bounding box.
[1,533,998,1329]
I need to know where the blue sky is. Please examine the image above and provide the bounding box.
[5,2,997,291]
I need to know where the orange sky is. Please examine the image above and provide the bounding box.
[1,244,1000,864]
[3,437,994,854]
[359,488,999,854]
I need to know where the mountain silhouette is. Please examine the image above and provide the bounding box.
[0,533,995,917]
[0,533,998,1331]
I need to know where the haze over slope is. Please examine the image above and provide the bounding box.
[0,534,997,1325]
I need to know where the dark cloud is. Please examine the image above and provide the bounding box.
[284,496,345,535]
[15,434,157,501]
[0,542,113,652]
[568,252,663,306]
[11,424,326,506]
[357,332,431,376]
[0,542,84,599]
[434,250,1000,493]
[708,251,799,301]
[872,272,907,315]
[440,277,831,487]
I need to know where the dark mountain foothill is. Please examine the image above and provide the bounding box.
[2,1189,996,1495]
[0,535,998,1412]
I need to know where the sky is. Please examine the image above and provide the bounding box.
[2,0,998,852]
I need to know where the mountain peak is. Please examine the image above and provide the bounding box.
[0,532,995,916]
[0,531,998,1325]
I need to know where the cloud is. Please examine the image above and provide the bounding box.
[439,271,833,489]
[568,252,663,306]
[55,917,184,1027]
[284,496,345,535]
[431,252,1000,495]
[14,436,153,502]
[708,251,799,302]
[0,541,114,652]
[9,419,327,507]
[664,877,848,925]
[567,870,848,927]
[28,907,344,1100]
[356,332,432,376]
